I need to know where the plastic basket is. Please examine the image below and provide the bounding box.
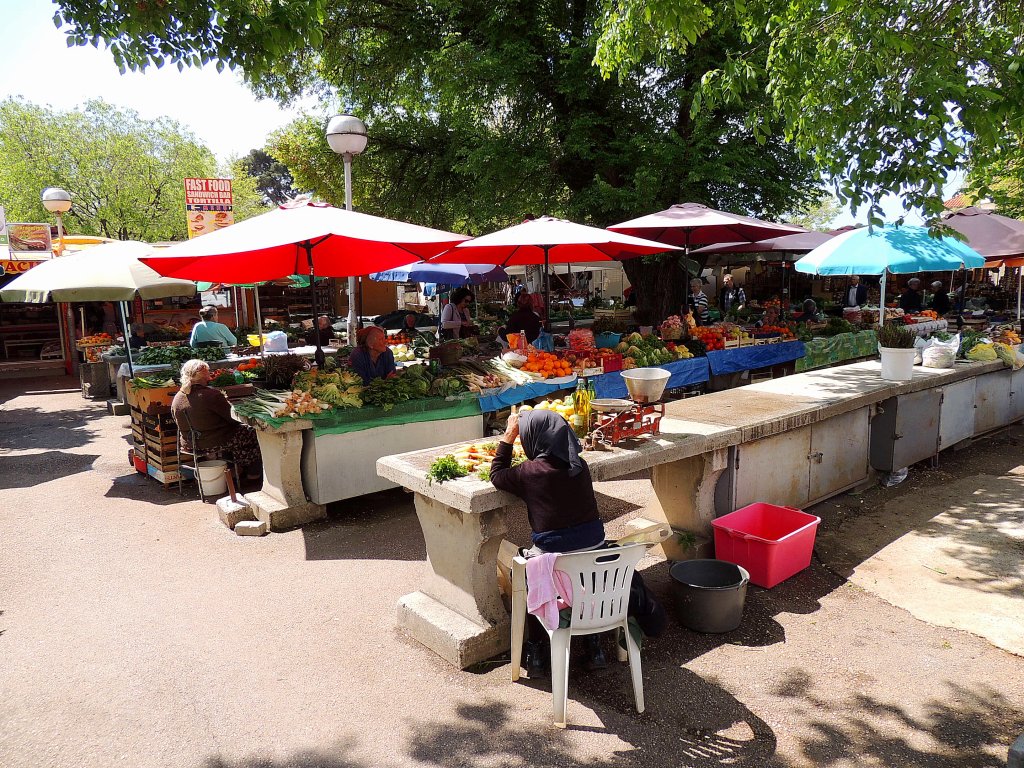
[711,503,821,588]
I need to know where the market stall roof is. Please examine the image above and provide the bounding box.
[427,216,676,327]
[369,261,507,285]
[140,200,471,283]
[942,206,1024,261]
[795,224,986,276]
[608,202,805,250]
[0,240,195,303]
[690,230,833,256]
[503,261,624,275]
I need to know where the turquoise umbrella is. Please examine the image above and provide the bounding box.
[795,224,985,327]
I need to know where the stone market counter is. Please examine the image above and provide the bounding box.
[377,358,1018,668]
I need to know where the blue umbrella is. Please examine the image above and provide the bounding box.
[795,225,985,327]
[369,261,507,285]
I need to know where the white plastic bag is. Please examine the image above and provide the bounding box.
[913,335,932,365]
[263,330,289,352]
[921,333,959,368]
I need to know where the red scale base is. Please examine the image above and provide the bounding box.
[591,402,664,445]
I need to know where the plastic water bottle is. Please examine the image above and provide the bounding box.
[518,331,527,352]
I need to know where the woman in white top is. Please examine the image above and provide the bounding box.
[439,287,475,340]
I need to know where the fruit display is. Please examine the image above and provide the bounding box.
[918,310,939,320]
[689,326,725,351]
[753,324,795,340]
[518,395,577,421]
[77,333,114,347]
[521,351,574,379]
[994,326,1021,345]
[566,328,595,351]
[388,332,415,346]
[612,331,693,368]
[390,343,417,362]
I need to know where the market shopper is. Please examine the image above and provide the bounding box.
[189,306,237,351]
[930,281,952,316]
[348,325,397,385]
[898,278,924,312]
[718,274,746,314]
[755,304,782,328]
[687,278,710,325]
[502,291,543,344]
[439,287,476,340]
[491,409,666,676]
[171,359,262,481]
[843,275,868,308]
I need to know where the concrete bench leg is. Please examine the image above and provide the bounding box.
[398,493,510,668]
[647,448,729,560]
[246,428,325,531]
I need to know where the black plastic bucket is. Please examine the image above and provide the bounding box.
[669,559,749,633]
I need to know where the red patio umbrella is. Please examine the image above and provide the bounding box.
[429,216,677,328]
[609,202,805,252]
[142,200,470,365]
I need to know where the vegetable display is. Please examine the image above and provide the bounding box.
[426,455,469,484]
[261,354,309,388]
[129,375,175,389]
[135,345,223,366]
[293,369,364,409]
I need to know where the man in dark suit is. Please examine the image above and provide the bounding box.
[842,275,868,307]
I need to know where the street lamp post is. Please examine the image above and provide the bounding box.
[41,187,77,375]
[325,114,368,342]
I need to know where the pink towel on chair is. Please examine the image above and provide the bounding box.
[525,553,574,631]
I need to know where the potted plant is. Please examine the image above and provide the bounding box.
[590,317,622,348]
[877,322,917,381]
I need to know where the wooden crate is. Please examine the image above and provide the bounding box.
[126,382,179,414]
[593,308,634,323]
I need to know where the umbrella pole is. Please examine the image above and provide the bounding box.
[304,242,325,368]
[878,271,887,330]
[119,301,134,378]
[253,287,265,362]
[543,247,552,331]
[1017,267,1022,322]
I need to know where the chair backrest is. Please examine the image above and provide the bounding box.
[554,543,646,631]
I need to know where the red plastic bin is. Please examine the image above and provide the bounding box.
[711,503,821,588]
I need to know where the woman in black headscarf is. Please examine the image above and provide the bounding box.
[491,409,666,676]
[491,409,604,553]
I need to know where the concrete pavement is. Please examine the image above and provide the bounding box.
[1,375,1022,767]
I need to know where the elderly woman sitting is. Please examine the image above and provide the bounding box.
[348,325,397,385]
[170,359,262,480]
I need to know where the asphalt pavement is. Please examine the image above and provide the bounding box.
[1,375,1022,768]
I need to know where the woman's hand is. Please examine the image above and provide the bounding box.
[502,412,519,444]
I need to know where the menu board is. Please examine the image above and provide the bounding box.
[184,177,234,239]
[7,223,52,256]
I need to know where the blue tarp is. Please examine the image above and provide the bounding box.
[592,357,710,399]
[476,377,577,412]
[706,341,805,375]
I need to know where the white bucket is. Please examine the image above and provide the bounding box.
[196,459,228,496]
[879,346,916,381]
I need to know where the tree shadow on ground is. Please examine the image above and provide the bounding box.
[813,424,1024,596]
[774,672,1023,768]
[0,405,108,451]
[103,471,198,507]
[201,740,364,768]
[0,450,99,489]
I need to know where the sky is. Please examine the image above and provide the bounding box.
[0,0,964,229]
[0,0,312,163]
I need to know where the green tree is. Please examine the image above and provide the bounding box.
[786,194,842,233]
[239,149,301,205]
[0,98,264,241]
[591,0,1024,225]
[966,142,1024,219]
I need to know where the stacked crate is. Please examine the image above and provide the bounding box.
[126,381,183,485]
[130,407,182,485]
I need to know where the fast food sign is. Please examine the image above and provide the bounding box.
[184,177,234,239]
[0,259,40,276]
[7,223,52,256]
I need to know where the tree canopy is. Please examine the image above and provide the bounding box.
[55,0,1024,226]
[238,149,302,206]
[0,98,265,241]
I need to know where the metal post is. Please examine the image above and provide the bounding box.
[1017,266,1022,322]
[543,246,552,331]
[119,301,134,378]
[305,243,325,368]
[878,271,887,330]
[344,153,358,342]
[253,287,265,362]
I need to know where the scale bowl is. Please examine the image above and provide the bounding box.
[590,398,633,414]
[620,367,671,403]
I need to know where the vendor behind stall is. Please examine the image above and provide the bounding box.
[439,288,477,340]
[171,359,262,480]
[930,281,952,315]
[348,325,397,385]
[898,278,924,312]
[189,305,237,351]
[305,315,335,347]
[501,291,542,344]
[687,278,710,325]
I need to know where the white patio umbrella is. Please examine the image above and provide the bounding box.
[0,240,196,374]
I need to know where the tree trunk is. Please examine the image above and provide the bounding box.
[621,255,690,323]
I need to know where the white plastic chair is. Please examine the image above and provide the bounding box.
[510,542,647,727]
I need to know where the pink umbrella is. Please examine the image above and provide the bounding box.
[142,200,470,365]
[429,216,677,327]
[690,230,834,257]
[609,202,805,251]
